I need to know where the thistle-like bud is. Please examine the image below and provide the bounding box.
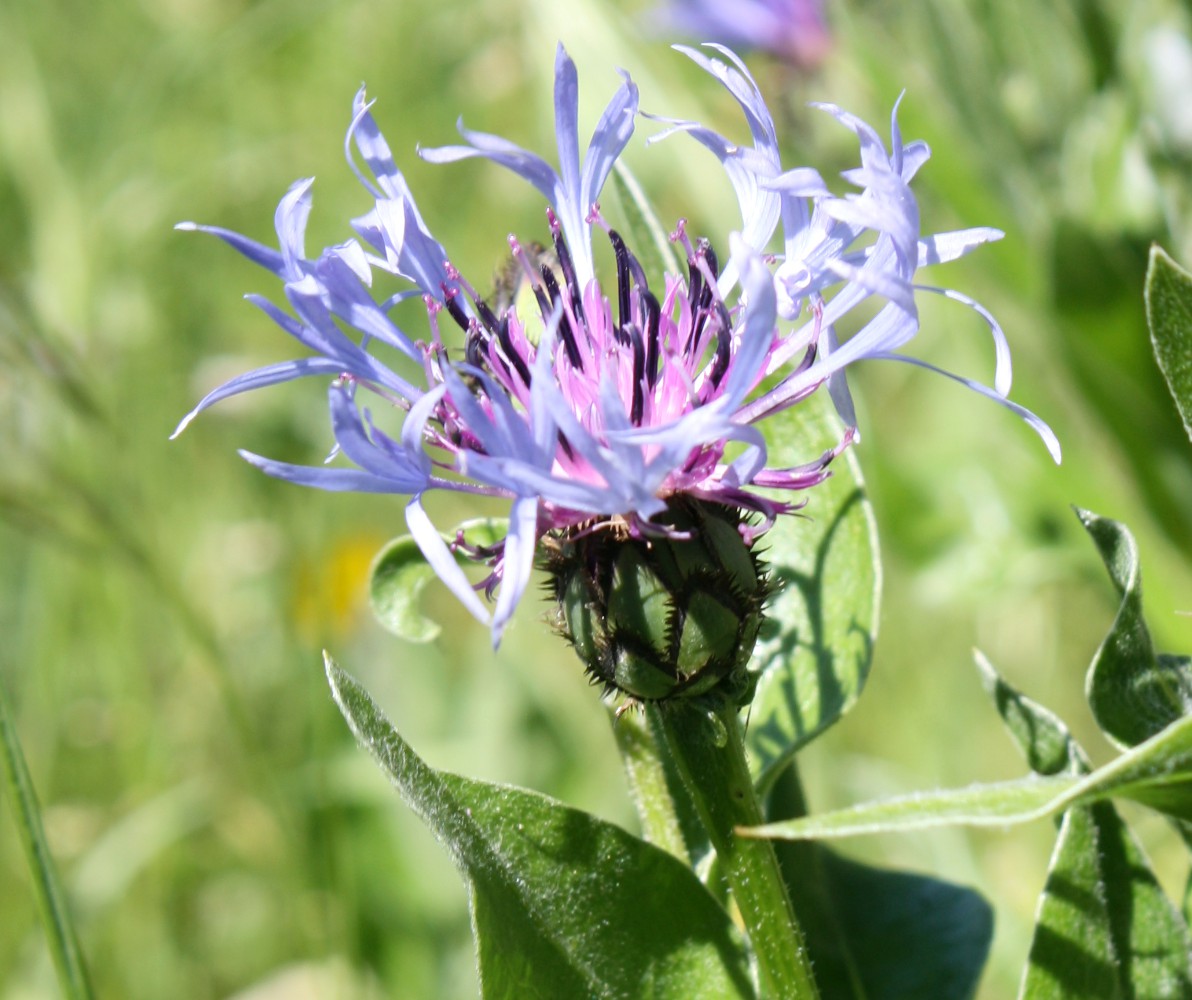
[542,500,769,705]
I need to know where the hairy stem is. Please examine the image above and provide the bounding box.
[649,698,820,1000]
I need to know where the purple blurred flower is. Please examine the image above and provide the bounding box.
[176,44,1058,645]
[653,0,831,70]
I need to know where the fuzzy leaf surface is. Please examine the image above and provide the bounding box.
[748,710,1192,840]
[975,650,1087,777]
[1146,245,1192,441]
[1077,509,1192,748]
[979,654,1192,997]
[326,655,756,1000]
[770,772,991,1000]
[747,392,880,791]
[1020,802,1192,999]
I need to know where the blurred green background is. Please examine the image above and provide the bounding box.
[2,0,1191,996]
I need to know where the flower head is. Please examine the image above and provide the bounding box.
[652,0,832,70]
[177,43,1058,651]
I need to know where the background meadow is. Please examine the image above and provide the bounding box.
[2,0,1191,996]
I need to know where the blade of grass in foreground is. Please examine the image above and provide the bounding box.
[0,680,94,999]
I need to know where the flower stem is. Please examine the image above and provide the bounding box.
[648,698,820,1000]
[610,708,691,862]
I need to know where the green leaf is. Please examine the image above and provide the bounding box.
[325,655,757,1000]
[369,518,505,643]
[747,391,881,790]
[0,681,94,1000]
[746,709,1192,840]
[1077,509,1192,748]
[769,772,992,1000]
[1145,245,1192,441]
[1021,802,1192,999]
[751,774,1077,839]
[975,650,1088,776]
[609,160,682,282]
[979,646,1192,996]
[806,852,991,1000]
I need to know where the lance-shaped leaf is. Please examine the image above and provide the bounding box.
[798,850,991,1000]
[975,656,1192,997]
[1146,245,1192,441]
[609,161,682,283]
[325,655,757,1000]
[974,650,1087,777]
[1077,509,1192,749]
[744,708,1192,840]
[768,770,992,1000]
[746,392,881,792]
[1021,802,1192,999]
[369,518,506,643]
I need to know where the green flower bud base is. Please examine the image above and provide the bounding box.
[542,500,769,704]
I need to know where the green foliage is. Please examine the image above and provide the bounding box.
[769,769,993,1000]
[750,510,1192,996]
[0,682,94,1000]
[369,519,505,643]
[608,161,682,282]
[1146,246,1192,442]
[1079,508,1192,747]
[1018,513,1192,998]
[974,651,1086,777]
[750,692,1192,834]
[647,700,820,999]
[751,512,1192,838]
[747,392,881,792]
[1021,803,1192,1000]
[326,655,758,1000]
[799,851,992,1000]
[981,653,1192,999]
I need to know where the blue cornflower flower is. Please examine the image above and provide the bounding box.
[652,0,832,70]
[176,43,1058,648]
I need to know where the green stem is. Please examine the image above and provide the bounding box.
[649,699,820,1000]
[610,708,690,862]
[0,680,94,1000]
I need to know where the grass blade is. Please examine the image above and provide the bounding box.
[0,681,94,999]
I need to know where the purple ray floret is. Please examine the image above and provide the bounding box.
[177,43,1059,646]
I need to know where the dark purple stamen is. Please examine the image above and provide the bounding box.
[709,322,731,388]
[495,321,532,387]
[642,290,661,388]
[609,230,633,339]
[548,219,585,320]
[473,295,502,331]
[465,325,490,368]
[629,323,646,424]
[621,239,649,291]
[687,256,704,313]
[443,289,471,332]
[703,243,720,285]
[685,248,709,355]
[539,264,583,368]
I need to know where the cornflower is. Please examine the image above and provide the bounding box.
[176,43,1058,660]
[651,0,832,70]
